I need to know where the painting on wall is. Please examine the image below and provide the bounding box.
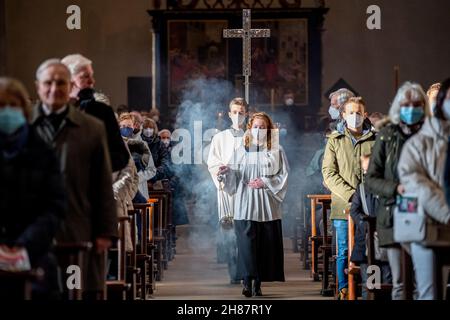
[249,19,309,107]
[168,20,228,106]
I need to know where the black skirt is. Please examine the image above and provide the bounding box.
[234,219,285,282]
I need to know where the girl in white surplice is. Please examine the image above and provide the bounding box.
[219,112,289,297]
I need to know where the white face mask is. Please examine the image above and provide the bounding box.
[443,99,450,121]
[285,98,294,106]
[346,113,364,130]
[230,113,246,128]
[251,128,267,142]
[143,128,154,137]
[161,138,170,146]
[329,106,341,120]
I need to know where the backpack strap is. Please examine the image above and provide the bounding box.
[359,183,370,216]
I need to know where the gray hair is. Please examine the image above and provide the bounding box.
[328,88,355,100]
[158,129,171,137]
[94,92,111,106]
[35,58,71,81]
[389,82,431,125]
[61,54,93,76]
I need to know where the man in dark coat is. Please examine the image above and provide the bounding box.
[61,54,129,172]
[32,59,118,299]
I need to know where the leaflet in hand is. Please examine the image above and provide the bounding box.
[0,246,31,272]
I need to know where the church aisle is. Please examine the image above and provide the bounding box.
[151,225,332,300]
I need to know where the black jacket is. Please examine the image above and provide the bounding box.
[141,134,171,182]
[350,182,378,263]
[365,123,408,247]
[0,126,66,296]
[78,88,129,172]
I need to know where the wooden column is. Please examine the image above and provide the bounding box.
[0,0,6,75]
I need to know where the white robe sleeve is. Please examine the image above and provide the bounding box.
[207,134,223,190]
[260,147,289,203]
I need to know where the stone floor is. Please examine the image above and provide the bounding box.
[151,224,332,300]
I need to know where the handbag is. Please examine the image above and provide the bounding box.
[394,193,450,246]
[393,193,426,243]
[360,184,388,261]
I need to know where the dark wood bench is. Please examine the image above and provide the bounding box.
[0,269,44,299]
[306,194,331,280]
[133,202,156,299]
[106,216,132,300]
[54,241,92,300]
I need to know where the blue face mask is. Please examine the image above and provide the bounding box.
[400,106,424,125]
[0,106,26,135]
[120,127,134,138]
[328,106,340,120]
[442,99,450,121]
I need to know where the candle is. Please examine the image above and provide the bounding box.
[270,88,275,111]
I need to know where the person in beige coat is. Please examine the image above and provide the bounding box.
[113,149,139,252]
[398,79,450,300]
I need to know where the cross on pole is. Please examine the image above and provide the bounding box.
[223,9,270,105]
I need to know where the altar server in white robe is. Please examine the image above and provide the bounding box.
[221,112,289,297]
[207,97,248,284]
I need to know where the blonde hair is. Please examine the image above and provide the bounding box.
[244,112,275,150]
[229,97,248,110]
[342,97,366,112]
[0,77,31,120]
[427,83,441,97]
[389,82,430,125]
[118,112,134,124]
[130,111,143,125]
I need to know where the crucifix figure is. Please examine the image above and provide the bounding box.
[223,9,270,105]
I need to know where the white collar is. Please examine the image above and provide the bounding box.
[42,104,68,116]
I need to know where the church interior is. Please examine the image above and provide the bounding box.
[1,0,450,305]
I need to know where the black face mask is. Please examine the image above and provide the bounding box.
[399,121,423,136]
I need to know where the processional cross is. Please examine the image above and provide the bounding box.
[223,9,270,105]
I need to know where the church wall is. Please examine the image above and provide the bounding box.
[3,0,450,115]
[322,0,450,114]
[4,0,153,108]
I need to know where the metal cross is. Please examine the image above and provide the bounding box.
[223,9,270,105]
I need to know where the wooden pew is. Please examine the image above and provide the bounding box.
[126,209,141,300]
[0,269,44,299]
[362,215,393,300]
[147,195,168,281]
[133,202,155,299]
[106,216,132,300]
[347,212,359,300]
[317,197,333,296]
[54,242,92,300]
[149,189,174,270]
[306,194,331,282]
